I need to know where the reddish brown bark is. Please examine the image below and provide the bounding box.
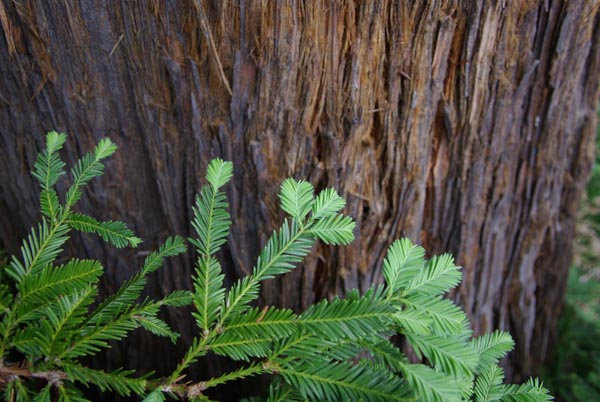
[0,0,598,396]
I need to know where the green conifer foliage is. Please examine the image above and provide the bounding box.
[0,133,553,402]
[0,133,188,400]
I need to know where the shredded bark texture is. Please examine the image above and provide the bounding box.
[0,1,599,389]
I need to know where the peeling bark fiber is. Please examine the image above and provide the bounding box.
[0,0,599,396]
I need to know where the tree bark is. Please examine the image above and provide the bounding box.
[0,0,598,397]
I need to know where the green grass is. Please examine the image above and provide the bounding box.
[542,268,600,401]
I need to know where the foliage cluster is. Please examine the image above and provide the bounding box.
[0,133,552,401]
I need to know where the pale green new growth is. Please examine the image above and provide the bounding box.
[67,213,141,248]
[471,330,516,373]
[279,178,314,221]
[206,157,234,189]
[383,238,425,297]
[189,158,232,333]
[403,253,462,296]
[310,188,346,220]
[474,364,505,402]
[0,133,552,402]
[32,131,67,221]
[65,137,117,209]
[502,378,553,402]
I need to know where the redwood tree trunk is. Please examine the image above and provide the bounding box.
[0,0,598,395]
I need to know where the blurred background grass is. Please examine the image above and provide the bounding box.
[541,110,600,401]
